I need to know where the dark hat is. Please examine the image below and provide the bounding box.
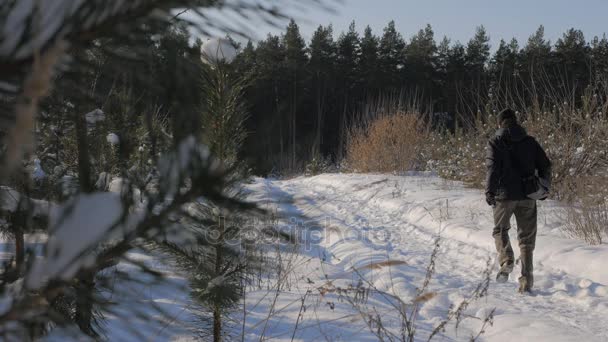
[498,108,517,123]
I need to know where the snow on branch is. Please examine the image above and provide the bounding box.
[0,186,53,219]
[22,136,226,290]
[25,192,143,289]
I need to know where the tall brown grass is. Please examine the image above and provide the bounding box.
[345,113,429,173]
[344,95,430,173]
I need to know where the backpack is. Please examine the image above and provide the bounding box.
[508,138,549,200]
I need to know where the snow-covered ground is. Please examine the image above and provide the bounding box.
[240,173,608,341]
[4,173,607,341]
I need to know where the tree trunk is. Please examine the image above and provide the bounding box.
[74,109,93,194]
[73,107,95,336]
[275,83,283,168]
[314,73,324,157]
[291,70,297,170]
[213,215,225,342]
[338,92,349,161]
[75,274,96,337]
[14,230,24,267]
[213,303,222,342]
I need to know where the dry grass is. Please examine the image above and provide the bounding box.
[345,112,429,173]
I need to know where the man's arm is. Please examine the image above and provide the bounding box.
[485,140,500,204]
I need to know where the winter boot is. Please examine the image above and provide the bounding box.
[496,261,514,283]
[518,275,534,293]
[518,248,534,293]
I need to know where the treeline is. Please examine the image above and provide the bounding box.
[37,20,608,176]
[233,20,608,173]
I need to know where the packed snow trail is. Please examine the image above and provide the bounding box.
[243,173,608,341]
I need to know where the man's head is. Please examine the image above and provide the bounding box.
[498,108,517,128]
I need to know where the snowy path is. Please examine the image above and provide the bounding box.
[243,174,608,341]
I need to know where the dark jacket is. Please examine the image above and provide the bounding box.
[485,124,552,200]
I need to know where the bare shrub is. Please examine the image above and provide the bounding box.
[346,112,429,173]
[563,198,608,245]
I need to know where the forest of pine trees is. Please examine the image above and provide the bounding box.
[32,20,608,175]
[232,21,608,173]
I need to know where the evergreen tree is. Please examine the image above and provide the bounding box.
[436,37,451,81]
[155,25,204,145]
[466,26,491,70]
[180,48,253,339]
[404,24,438,102]
[233,41,257,79]
[521,25,552,94]
[555,28,591,95]
[491,39,519,80]
[309,25,337,156]
[378,20,406,90]
[0,1,289,338]
[359,25,381,92]
[244,35,287,171]
[464,26,491,114]
[335,21,361,157]
[200,60,248,169]
[490,38,522,106]
[525,25,552,61]
[465,26,491,86]
[282,20,309,169]
[591,34,608,80]
[446,42,467,115]
[435,36,451,113]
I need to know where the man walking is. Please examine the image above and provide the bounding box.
[485,108,552,293]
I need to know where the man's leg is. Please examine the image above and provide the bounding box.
[492,201,516,279]
[514,199,537,292]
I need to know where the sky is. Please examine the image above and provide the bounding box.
[208,0,608,50]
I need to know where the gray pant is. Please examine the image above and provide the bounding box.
[492,199,537,278]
